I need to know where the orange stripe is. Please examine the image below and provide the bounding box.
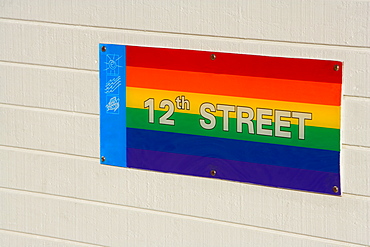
[127,66,341,106]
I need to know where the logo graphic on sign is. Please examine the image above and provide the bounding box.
[103,52,123,115]
[105,54,122,76]
[106,96,120,112]
[105,76,121,94]
[100,44,342,196]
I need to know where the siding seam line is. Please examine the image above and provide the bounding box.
[0,103,99,117]
[0,187,369,246]
[0,60,98,73]
[0,144,98,160]
[0,228,105,247]
[1,17,370,49]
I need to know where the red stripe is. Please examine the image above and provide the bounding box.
[126,46,342,84]
[127,66,341,106]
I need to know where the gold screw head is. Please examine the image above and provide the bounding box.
[210,54,216,60]
[101,156,106,162]
[333,65,340,71]
[210,170,217,176]
[101,46,107,52]
[332,186,339,193]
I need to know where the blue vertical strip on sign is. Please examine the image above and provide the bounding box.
[99,44,127,167]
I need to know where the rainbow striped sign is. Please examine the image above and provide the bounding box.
[99,44,342,195]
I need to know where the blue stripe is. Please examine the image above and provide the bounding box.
[127,128,340,173]
[99,44,127,167]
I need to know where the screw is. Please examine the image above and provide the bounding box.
[210,54,216,60]
[210,170,217,176]
[333,65,340,71]
[101,46,107,52]
[101,156,106,162]
[332,186,339,193]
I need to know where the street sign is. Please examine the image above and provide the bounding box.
[99,44,342,195]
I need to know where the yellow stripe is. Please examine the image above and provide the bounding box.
[127,87,340,129]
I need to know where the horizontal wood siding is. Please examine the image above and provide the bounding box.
[1,1,369,246]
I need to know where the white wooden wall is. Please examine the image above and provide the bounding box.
[1,1,370,246]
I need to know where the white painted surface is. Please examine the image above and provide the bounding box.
[1,145,370,246]
[1,19,370,98]
[0,188,367,247]
[1,1,370,246]
[0,104,98,157]
[0,0,369,47]
[342,145,370,196]
[0,229,101,247]
[0,62,98,114]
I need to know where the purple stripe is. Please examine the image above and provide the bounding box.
[127,148,341,195]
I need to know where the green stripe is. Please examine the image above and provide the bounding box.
[127,107,340,151]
